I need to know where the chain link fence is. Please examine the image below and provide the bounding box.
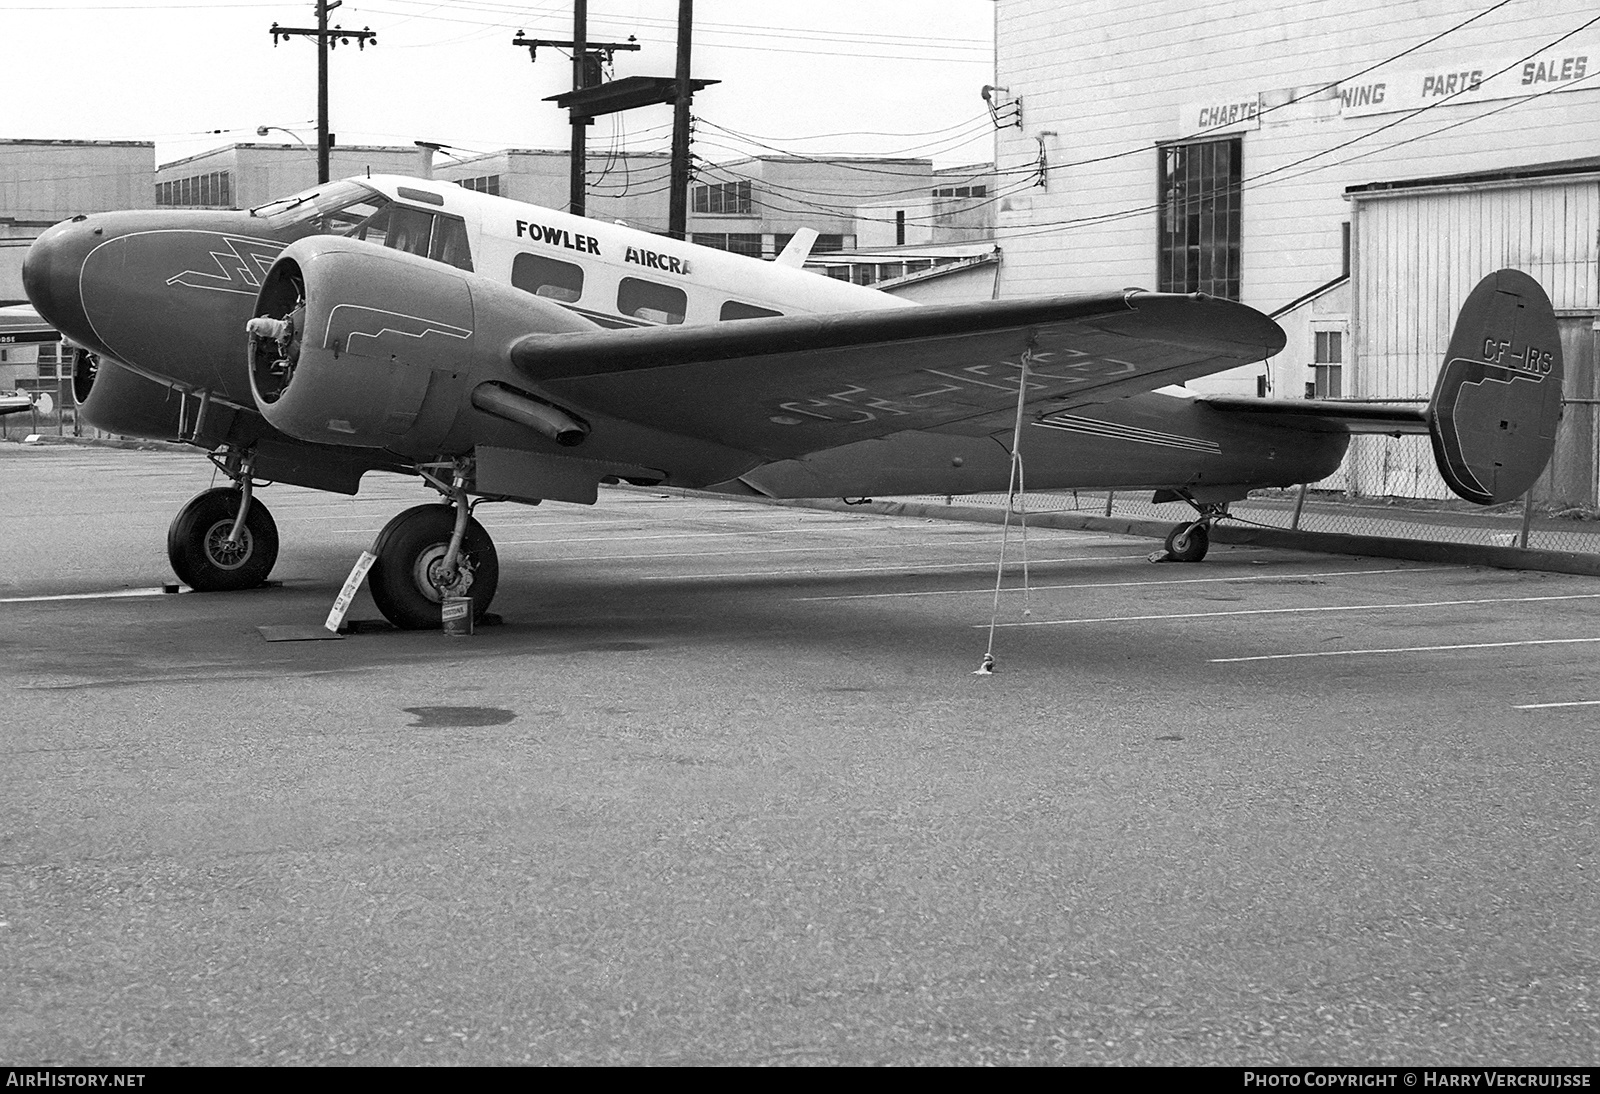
[897,399,1600,557]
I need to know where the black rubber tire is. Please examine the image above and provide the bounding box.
[1164,521,1210,563]
[167,488,279,591]
[368,504,499,631]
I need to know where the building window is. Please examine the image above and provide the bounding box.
[692,180,752,215]
[512,253,584,303]
[691,232,762,258]
[812,234,849,254]
[617,277,687,325]
[931,186,987,198]
[1158,137,1241,300]
[156,171,232,208]
[456,175,500,196]
[1313,330,1343,399]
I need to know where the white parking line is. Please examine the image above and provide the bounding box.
[797,566,1437,602]
[1515,698,1600,710]
[652,554,1152,581]
[0,587,177,604]
[982,592,1600,628]
[1212,637,1600,663]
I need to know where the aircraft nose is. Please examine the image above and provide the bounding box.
[22,217,98,350]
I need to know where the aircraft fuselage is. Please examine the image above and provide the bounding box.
[23,175,1345,498]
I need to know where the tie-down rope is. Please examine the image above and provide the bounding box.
[977,350,1035,675]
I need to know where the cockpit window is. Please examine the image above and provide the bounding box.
[255,180,473,271]
[253,179,385,233]
[321,198,391,242]
[429,217,473,271]
[387,205,435,256]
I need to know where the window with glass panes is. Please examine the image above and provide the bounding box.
[692,180,752,215]
[1314,329,1343,399]
[1158,138,1241,300]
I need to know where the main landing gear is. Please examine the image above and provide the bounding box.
[1155,497,1230,564]
[367,460,500,631]
[167,448,279,591]
[164,450,501,630]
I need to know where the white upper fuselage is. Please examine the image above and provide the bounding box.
[359,174,913,329]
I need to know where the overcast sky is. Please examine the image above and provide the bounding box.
[8,0,998,169]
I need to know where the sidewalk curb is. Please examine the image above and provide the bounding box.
[631,487,1600,579]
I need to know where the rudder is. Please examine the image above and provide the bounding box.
[1428,269,1563,505]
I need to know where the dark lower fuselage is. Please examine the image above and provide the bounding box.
[729,393,1349,499]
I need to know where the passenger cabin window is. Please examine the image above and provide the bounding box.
[720,301,782,321]
[618,277,687,325]
[512,253,584,303]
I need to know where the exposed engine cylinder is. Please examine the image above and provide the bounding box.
[70,347,98,405]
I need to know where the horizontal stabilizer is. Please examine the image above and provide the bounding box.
[1199,396,1429,435]
[1206,269,1562,506]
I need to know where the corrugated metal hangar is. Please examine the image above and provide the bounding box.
[989,0,1600,501]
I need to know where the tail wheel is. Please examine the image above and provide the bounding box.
[369,504,499,631]
[167,487,279,591]
[1164,521,1210,563]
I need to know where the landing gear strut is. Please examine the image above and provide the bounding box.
[1155,496,1230,564]
[368,461,500,630]
[167,448,279,590]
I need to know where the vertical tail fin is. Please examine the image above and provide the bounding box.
[1428,269,1563,505]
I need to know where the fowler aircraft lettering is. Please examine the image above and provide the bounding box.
[624,246,692,276]
[21,174,1566,631]
[514,219,601,255]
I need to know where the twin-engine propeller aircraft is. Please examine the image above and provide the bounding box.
[23,174,1562,629]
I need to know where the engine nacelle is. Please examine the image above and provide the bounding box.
[249,236,593,455]
[76,356,185,440]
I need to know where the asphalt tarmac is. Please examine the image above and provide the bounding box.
[2,444,1596,1066]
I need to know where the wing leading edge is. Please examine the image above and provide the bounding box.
[508,291,1286,462]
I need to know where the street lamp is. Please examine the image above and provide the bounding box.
[256,125,313,150]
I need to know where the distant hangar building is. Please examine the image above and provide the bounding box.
[0,139,155,306]
[153,141,431,210]
[990,0,1600,501]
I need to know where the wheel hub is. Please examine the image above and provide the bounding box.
[202,520,254,570]
[414,544,474,601]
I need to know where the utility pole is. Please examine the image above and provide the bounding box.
[512,13,639,216]
[571,0,587,217]
[667,0,693,240]
[529,3,712,226]
[270,2,376,184]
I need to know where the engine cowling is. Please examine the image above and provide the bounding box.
[249,235,594,456]
[75,355,185,440]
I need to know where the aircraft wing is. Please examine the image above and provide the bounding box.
[512,290,1285,461]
